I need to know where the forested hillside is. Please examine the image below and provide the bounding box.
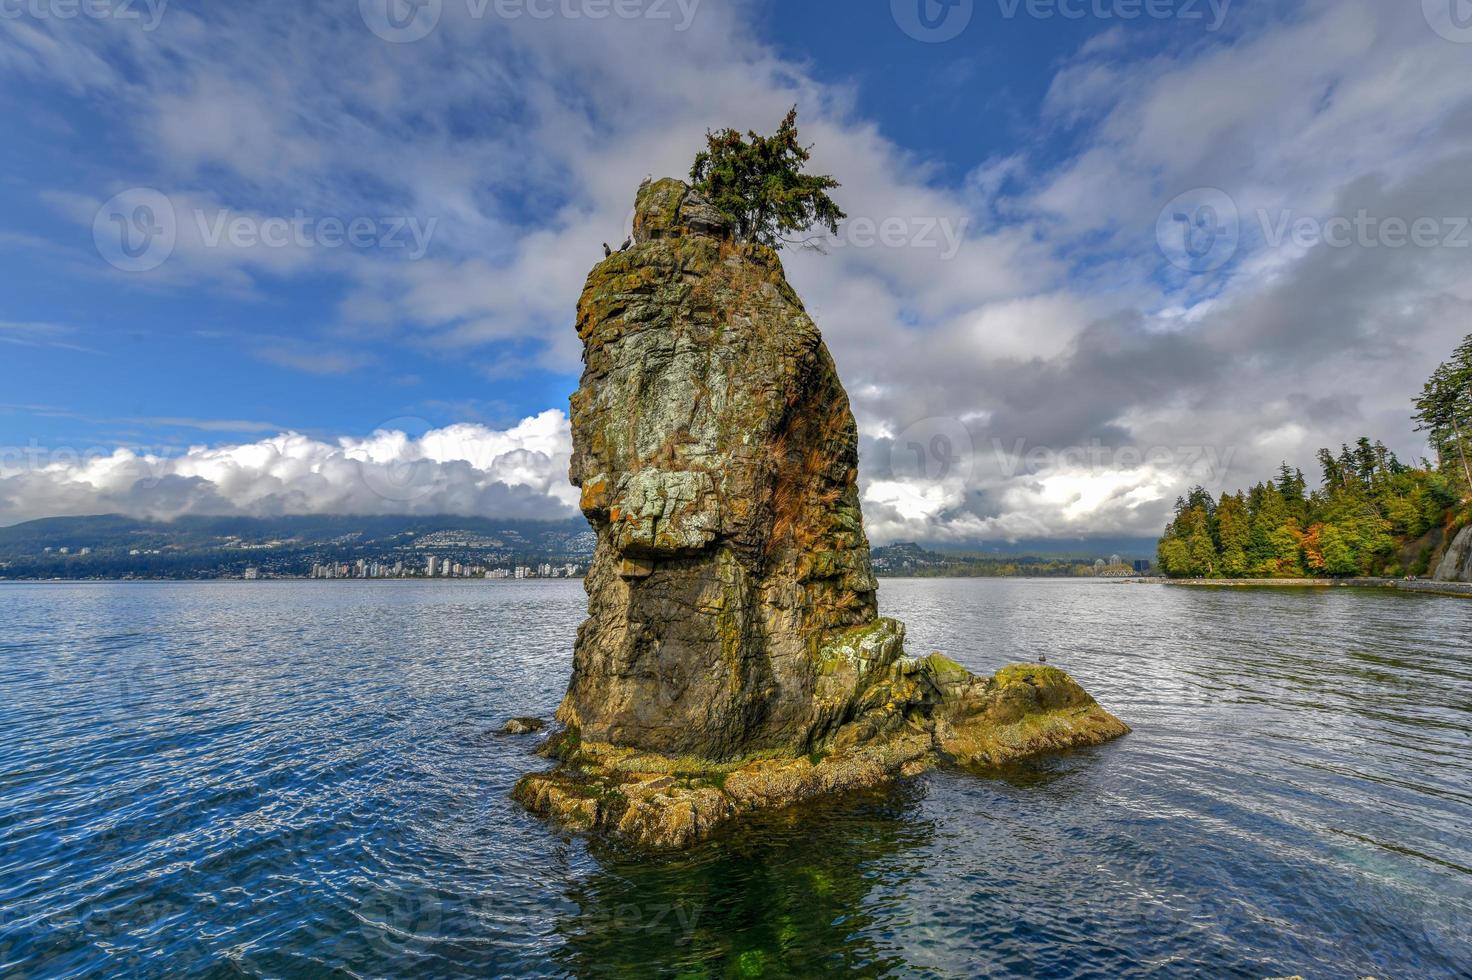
[1158,336,1472,578]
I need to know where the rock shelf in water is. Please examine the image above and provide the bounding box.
[514,178,1128,850]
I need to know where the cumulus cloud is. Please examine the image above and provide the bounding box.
[0,411,579,526]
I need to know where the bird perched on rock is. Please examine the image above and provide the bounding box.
[619,237,631,251]
[602,242,612,258]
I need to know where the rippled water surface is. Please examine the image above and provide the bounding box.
[2,579,1470,978]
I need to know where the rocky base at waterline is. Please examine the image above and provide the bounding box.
[515,637,1128,851]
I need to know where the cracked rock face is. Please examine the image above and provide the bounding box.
[1434,524,1472,581]
[522,178,1129,850]
[558,178,880,761]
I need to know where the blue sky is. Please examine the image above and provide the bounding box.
[0,1,1127,445]
[2,0,1470,538]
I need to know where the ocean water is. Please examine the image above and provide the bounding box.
[1,578,1469,978]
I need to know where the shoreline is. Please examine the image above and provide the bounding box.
[2,575,1469,599]
[1162,577,1472,599]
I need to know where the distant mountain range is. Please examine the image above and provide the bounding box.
[0,514,596,580]
[913,536,1158,561]
[871,542,1152,578]
[0,514,1156,580]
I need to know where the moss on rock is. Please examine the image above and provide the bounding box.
[519,656,1128,851]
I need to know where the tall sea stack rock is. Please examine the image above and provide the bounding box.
[560,176,881,761]
[515,179,1128,849]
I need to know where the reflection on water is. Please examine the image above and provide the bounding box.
[554,784,934,978]
[1,579,1469,977]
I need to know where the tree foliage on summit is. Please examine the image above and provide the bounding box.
[690,107,846,249]
[1158,334,1472,579]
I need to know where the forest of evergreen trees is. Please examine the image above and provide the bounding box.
[1158,336,1472,579]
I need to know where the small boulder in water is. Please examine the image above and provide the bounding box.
[498,717,546,736]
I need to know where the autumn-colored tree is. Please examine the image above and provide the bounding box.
[1318,523,1359,576]
[1246,486,1302,575]
[1300,523,1325,573]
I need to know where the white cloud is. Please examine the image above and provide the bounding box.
[0,412,579,526]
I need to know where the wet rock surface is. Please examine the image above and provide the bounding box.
[1434,524,1472,581]
[516,655,1127,850]
[516,178,1128,849]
